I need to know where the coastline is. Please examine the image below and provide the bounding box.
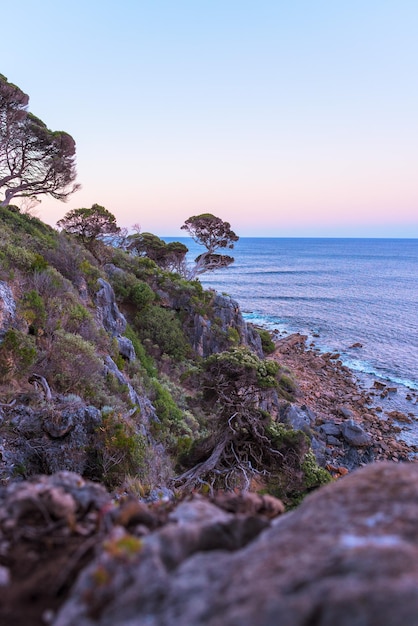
[269,332,418,473]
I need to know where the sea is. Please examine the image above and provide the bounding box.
[165,237,418,444]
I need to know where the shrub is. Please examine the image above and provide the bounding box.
[112,272,155,310]
[123,324,156,376]
[135,305,190,361]
[45,330,103,398]
[86,410,149,489]
[20,290,46,335]
[0,329,36,382]
[278,372,297,400]
[202,347,279,391]
[149,378,193,452]
[79,259,102,293]
[227,326,240,345]
[257,328,276,354]
[30,254,49,273]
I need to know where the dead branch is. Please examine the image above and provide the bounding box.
[29,374,53,401]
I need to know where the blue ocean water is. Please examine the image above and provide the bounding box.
[166,237,418,428]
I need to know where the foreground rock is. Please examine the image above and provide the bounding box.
[50,461,418,626]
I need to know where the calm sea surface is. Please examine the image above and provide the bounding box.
[166,237,418,437]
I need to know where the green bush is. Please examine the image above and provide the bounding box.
[2,243,37,271]
[227,326,240,345]
[20,290,46,334]
[257,328,276,354]
[130,281,155,309]
[87,410,149,489]
[30,254,49,273]
[45,330,103,398]
[203,347,279,390]
[0,329,36,382]
[135,305,190,361]
[278,372,297,400]
[123,324,156,376]
[149,377,194,452]
[111,270,156,311]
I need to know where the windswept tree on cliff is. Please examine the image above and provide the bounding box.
[127,232,188,274]
[0,74,80,207]
[57,204,120,248]
[181,213,239,279]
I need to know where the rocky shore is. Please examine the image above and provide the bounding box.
[271,333,418,474]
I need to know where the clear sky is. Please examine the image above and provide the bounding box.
[1,1,418,237]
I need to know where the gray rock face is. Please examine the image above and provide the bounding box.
[190,293,263,358]
[0,281,15,338]
[1,402,102,480]
[117,336,136,362]
[95,278,126,336]
[55,461,418,626]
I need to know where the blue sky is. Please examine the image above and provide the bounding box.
[1,1,418,237]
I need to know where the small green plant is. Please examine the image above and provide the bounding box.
[123,324,156,376]
[277,372,297,401]
[149,378,193,452]
[257,328,276,354]
[20,290,46,335]
[88,410,149,489]
[227,326,240,345]
[203,347,280,389]
[79,259,101,292]
[103,534,143,559]
[30,253,49,273]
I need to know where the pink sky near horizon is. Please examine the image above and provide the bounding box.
[1,1,418,238]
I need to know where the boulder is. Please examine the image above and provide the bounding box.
[341,419,372,447]
[280,403,316,435]
[54,461,418,626]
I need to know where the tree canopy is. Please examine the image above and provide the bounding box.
[127,232,188,273]
[181,213,239,279]
[0,74,79,207]
[57,204,120,244]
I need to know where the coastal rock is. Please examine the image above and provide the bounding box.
[280,403,316,436]
[178,292,263,358]
[338,406,355,419]
[319,421,342,437]
[54,462,418,626]
[341,419,372,447]
[104,356,145,407]
[198,293,263,357]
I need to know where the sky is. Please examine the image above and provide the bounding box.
[1,0,418,237]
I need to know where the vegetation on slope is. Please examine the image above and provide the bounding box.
[0,204,330,505]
